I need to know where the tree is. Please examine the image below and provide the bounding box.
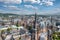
[1,30,5,40]
[7,28,12,35]
[16,21,19,30]
[27,25,32,31]
[52,32,60,40]
[19,37,21,40]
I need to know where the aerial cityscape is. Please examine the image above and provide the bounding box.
[0,0,60,40]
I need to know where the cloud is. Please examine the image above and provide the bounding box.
[0,8,60,15]
[45,1,53,6]
[0,9,34,15]
[0,0,22,4]
[41,0,54,6]
[0,0,55,6]
[3,5,21,11]
[23,0,40,4]
[24,5,38,10]
[38,8,60,15]
[23,0,55,6]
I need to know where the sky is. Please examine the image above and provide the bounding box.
[0,0,60,15]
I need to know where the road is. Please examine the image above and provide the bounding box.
[37,28,47,40]
[5,34,31,40]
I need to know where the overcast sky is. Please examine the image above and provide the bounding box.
[0,0,60,15]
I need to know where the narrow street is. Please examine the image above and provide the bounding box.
[37,28,47,40]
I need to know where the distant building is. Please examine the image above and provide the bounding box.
[56,22,60,26]
[40,21,46,29]
[56,26,60,32]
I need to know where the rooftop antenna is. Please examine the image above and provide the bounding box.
[31,11,37,40]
